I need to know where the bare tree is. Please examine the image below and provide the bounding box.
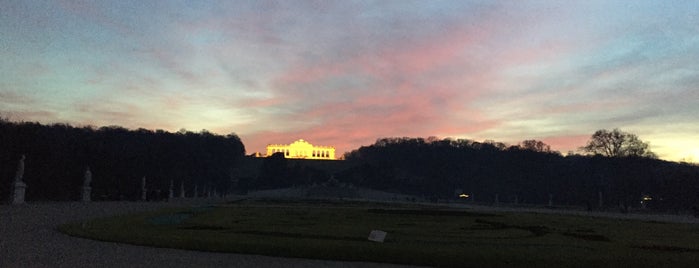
[581,129,656,158]
[520,139,551,153]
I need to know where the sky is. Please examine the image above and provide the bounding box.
[1,0,698,162]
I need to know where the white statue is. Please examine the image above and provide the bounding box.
[12,155,27,205]
[81,167,92,202]
[168,180,174,199]
[14,154,25,183]
[141,176,147,201]
[83,167,92,187]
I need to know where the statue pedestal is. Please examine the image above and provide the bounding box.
[81,186,92,202]
[141,189,147,201]
[12,181,27,205]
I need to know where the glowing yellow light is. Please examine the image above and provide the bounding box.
[265,139,336,160]
[642,195,652,201]
[459,194,470,198]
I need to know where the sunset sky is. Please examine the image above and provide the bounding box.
[2,0,698,162]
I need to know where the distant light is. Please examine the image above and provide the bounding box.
[642,195,652,201]
[459,194,470,198]
[265,139,337,160]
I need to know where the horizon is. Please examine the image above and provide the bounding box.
[0,118,685,162]
[2,1,698,162]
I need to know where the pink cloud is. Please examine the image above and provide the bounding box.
[242,110,503,157]
[235,14,523,154]
[541,134,591,153]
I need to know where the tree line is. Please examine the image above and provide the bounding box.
[1,119,245,201]
[3,117,697,212]
[338,135,698,211]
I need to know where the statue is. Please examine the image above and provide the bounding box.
[168,180,174,200]
[81,167,92,202]
[14,154,25,183]
[12,155,27,205]
[83,167,92,187]
[141,176,147,201]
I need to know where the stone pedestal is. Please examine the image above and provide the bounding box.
[141,189,147,201]
[81,186,92,202]
[12,181,27,205]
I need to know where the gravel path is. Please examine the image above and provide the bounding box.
[0,201,421,268]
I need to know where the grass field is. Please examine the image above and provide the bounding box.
[59,200,699,267]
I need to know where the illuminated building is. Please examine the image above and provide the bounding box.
[266,139,336,160]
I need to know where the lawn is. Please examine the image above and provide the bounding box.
[59,200,699,267]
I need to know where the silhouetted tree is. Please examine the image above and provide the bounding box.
[0,120,245,201]
[519,140,552,153]
[255,152,289,189]
[581,129,656,158]
[342,136,697,210]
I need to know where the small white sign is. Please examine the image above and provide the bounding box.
[368,230,387,243]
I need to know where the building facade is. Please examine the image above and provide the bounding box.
[266,139,336,160]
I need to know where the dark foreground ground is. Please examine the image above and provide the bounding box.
[0,200,421,268]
